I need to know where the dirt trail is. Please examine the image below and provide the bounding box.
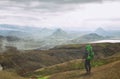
[49,60,120,79]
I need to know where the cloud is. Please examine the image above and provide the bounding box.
[86,18,120,22]
[3,0,103,10]
[9,0,120,4]
[0,0,120,30]
[0,0,118,12]
[10,0,102,4]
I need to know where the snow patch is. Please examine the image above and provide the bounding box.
[90,40,120,43]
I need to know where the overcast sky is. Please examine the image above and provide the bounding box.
[0,0,120,30]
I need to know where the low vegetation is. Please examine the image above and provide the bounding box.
[0,43,120,79]
[28,55,120,79]
[0,70,27,79]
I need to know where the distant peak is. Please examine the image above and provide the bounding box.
[51,28,67,36]
[56,28,63,31]
[96,27,105,31]
[95,27,107,32]
[94,27,109,36]
[53,28,65,33]
[88,33,99,36]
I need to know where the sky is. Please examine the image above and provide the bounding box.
[0,0,120,30]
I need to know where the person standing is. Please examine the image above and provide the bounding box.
[83,44,94,74]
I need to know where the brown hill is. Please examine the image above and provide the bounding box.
[0,70,27,79]
[49,60,120,79]
[27,54,120,78]
[0,43,120,76]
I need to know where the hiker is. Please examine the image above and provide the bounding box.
[83,44,94,74]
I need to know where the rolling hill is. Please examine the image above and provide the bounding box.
[70,33,106,44]
[0,71,27,79]
[0,43,120,76]
[48,59,120,79]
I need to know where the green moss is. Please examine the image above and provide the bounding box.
[37,76,49,79]
[91,60,107,67]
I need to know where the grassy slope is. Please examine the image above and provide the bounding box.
[49,60,120,79]
[0,70,28,79]
[0,43,120,76]
[1,55,119,79]
[29,53,120,79]
[49,51,120,79]
[0,43,120,79]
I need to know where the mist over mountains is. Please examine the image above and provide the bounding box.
[0,24,120,50]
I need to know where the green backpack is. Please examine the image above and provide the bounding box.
[86,44,94,60]
[87,51,94,60]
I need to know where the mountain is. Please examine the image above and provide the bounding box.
[36,29,69,49]
[0,24,56,39]
[94,27,120,40]
[71,33,105,44]
[108,30,120,39]
[0,24,42,32]
[0,35,22,51]
[32,28,54,39]
[0,35,5,40]
[95,27,109,36]
[0,35,20,42]
[1,24,120,50]
[6,36,20,42]
[0,24,56,50]
[0,24,22,30]
[0,30,30,38]
[50,28,68,38]
[0,25,31,38]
